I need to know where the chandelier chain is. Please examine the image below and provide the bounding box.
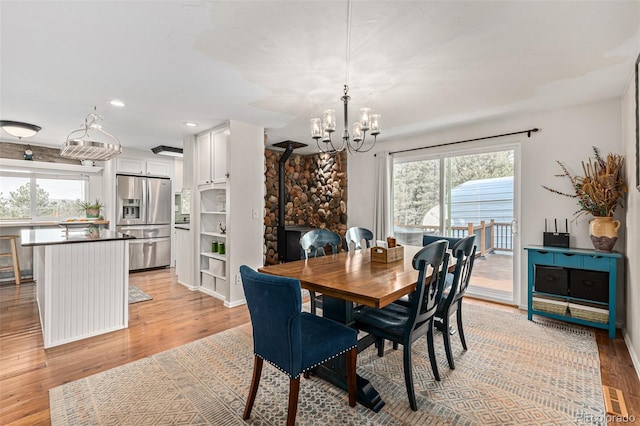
[345,0,352,87]
[310,0,380,155]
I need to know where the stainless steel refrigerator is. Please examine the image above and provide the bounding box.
[116,174,172,271]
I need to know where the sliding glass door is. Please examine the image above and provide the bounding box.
[392,145,519,304]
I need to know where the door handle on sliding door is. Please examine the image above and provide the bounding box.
[511,219,518,235]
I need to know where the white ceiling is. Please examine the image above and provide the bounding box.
[1,1,638,155]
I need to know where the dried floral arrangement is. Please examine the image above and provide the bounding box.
[543,147,627,217]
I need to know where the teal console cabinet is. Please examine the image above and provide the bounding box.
[525,245,622,338]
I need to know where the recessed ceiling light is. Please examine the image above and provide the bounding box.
[108,100,126,107]
[183,122,198,127]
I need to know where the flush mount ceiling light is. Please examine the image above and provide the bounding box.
[60,106,122,161]
[310,0,381,154]
[151,145,183,157]
[0,120,42,139]
[183,122,198,127]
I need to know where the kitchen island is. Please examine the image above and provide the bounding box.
[21,228,134,348]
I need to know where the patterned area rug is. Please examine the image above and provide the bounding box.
[49,303,605,425]
[128,285,152,304]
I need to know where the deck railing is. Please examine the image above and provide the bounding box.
[394,220,513,255]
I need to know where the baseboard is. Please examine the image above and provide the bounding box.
[623,329,640,382]
[0,269,33,284]
[198,286,225,301]
[224,298,246,308]
[465,291,517,307]
[178,280,198,291]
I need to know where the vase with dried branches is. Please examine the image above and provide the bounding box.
[543,147,627,251]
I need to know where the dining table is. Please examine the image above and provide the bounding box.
[258,244,429,412]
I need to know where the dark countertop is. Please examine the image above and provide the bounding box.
[21,228,135,247]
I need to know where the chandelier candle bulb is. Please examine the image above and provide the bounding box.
[323,109,336,132]
[352,122,363,142]
[359,108,371,130]
[310,118,322,139]
[322,130,331,143]
[370,114,381,135]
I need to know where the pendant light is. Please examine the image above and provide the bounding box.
[60,106,122,161]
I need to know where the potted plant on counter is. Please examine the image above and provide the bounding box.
[543,146,627,251]
[78,198,105,219]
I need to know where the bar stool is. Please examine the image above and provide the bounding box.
[0,235,21,285]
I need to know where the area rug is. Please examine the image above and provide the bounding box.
[128,285,152,304]
[49,303,605,425]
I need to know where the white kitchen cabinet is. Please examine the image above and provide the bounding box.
[147,160,172,177]
[197,133,212,186]
[212,131,227,182]
[116,157,171,177]
[197,129,228,187]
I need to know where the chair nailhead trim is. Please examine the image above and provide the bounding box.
[255,344,357,379]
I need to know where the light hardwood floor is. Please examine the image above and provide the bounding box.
[1,268,638,425]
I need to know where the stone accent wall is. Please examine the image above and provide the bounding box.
[264,149,347,265]
[0,141,80,164]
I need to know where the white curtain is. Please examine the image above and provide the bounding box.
[373,151,392,242]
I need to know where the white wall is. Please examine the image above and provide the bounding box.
[225,120,265,307]
[348,99,625,310]
[621,70,640,377]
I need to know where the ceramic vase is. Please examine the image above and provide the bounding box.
[589,216,620,252]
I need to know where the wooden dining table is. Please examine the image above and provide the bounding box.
[258,245,427,412]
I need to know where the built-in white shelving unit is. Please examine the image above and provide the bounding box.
[193,121,264,307]
[199,185,228,300]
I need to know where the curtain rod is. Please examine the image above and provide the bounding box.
[376,128,540,156]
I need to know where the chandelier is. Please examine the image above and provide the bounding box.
[310,0,381,154]
[60,106,122,161]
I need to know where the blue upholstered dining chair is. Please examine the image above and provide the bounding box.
[435,235,476,370]
[299,229,342,314]
[344,226,374,251]
[352,240,450,411]
[239,265,357,426]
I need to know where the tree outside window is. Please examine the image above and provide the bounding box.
[0,176,86,220]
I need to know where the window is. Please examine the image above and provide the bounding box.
[393,149,515,246]
[0,173,88,220]
[393,157,441,245]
